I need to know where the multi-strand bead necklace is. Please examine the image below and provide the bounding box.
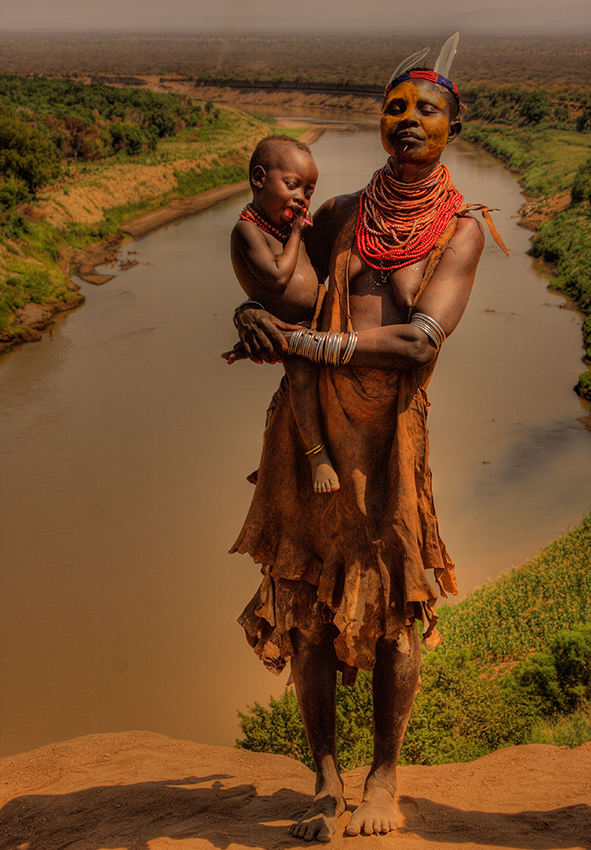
[356,160,464,276]
[239,204,290,244]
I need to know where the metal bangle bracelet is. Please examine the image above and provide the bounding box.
[288,327,306,356]
[340,331,358,365]
[410,312,447,350]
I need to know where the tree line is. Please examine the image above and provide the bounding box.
[0,75,221,198]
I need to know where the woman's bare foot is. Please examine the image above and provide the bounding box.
[345,783,397,836]
[289,788,346,843]
[309,447,340,494]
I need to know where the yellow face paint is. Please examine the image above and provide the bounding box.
[380,79,452,164]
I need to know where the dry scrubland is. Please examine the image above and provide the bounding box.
[0,32,590,90]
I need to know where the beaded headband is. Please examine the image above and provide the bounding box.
[384,69,459,101]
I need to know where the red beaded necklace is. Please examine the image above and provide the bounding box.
[239,204,290,243]
[356,161,464,271]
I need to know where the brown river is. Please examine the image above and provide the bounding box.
[1,121,590,758]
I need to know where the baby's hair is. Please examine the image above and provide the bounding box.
[249,135,312,185]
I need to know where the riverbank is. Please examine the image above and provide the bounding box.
[460,119,591,399]
[0,106,335,355]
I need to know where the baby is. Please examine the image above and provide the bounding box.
[228,135,339,493]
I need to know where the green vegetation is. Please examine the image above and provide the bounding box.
[435,515,591,658]
[0,76,274,343]
[237,514,591,769]
[0,215,83,336]
[460,89,591,399]
[530,169,591,397]
[460,123,591,197]
[0,104,60,191]
[0,75,222,164]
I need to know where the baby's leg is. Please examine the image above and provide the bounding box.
[284,357,339,494]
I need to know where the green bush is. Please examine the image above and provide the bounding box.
[237,688,310,766]
[577,368,591,400]
[0,180,30,210]
[401,651,532,765]
[572,155,591,203]
[512,624,591,714]
[0,104,60,190]
[577,105,591,133]
[520,89,552,124]
[529,703,591,747]
[531,208,591,311]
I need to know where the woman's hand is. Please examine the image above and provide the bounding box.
[227,308,302,364]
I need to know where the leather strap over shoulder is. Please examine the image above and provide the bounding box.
[457,204,510,256]
[323,209,358,333]
[413,217,459,308]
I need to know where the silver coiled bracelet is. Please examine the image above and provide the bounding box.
[410,312,447,350]
[288,329,358,366]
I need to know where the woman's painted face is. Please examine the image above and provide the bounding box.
[380,79,455,164]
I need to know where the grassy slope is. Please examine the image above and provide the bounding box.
[461,122,591,199]
[436,513,591,661]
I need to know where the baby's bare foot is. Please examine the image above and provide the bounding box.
[309,448,340,494]
[289,791,346,843]
[345,785,397,836]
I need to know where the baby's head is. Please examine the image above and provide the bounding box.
[249,135,318,229]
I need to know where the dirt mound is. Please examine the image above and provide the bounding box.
[1,731,589,849]
[518,191,572,231]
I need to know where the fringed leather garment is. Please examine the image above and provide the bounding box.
[233,211,463,683]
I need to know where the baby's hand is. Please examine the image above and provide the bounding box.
[294,208,313,229]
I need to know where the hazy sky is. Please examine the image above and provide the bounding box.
[2,0,590,35]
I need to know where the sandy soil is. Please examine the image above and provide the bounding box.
[0,731,589,850]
